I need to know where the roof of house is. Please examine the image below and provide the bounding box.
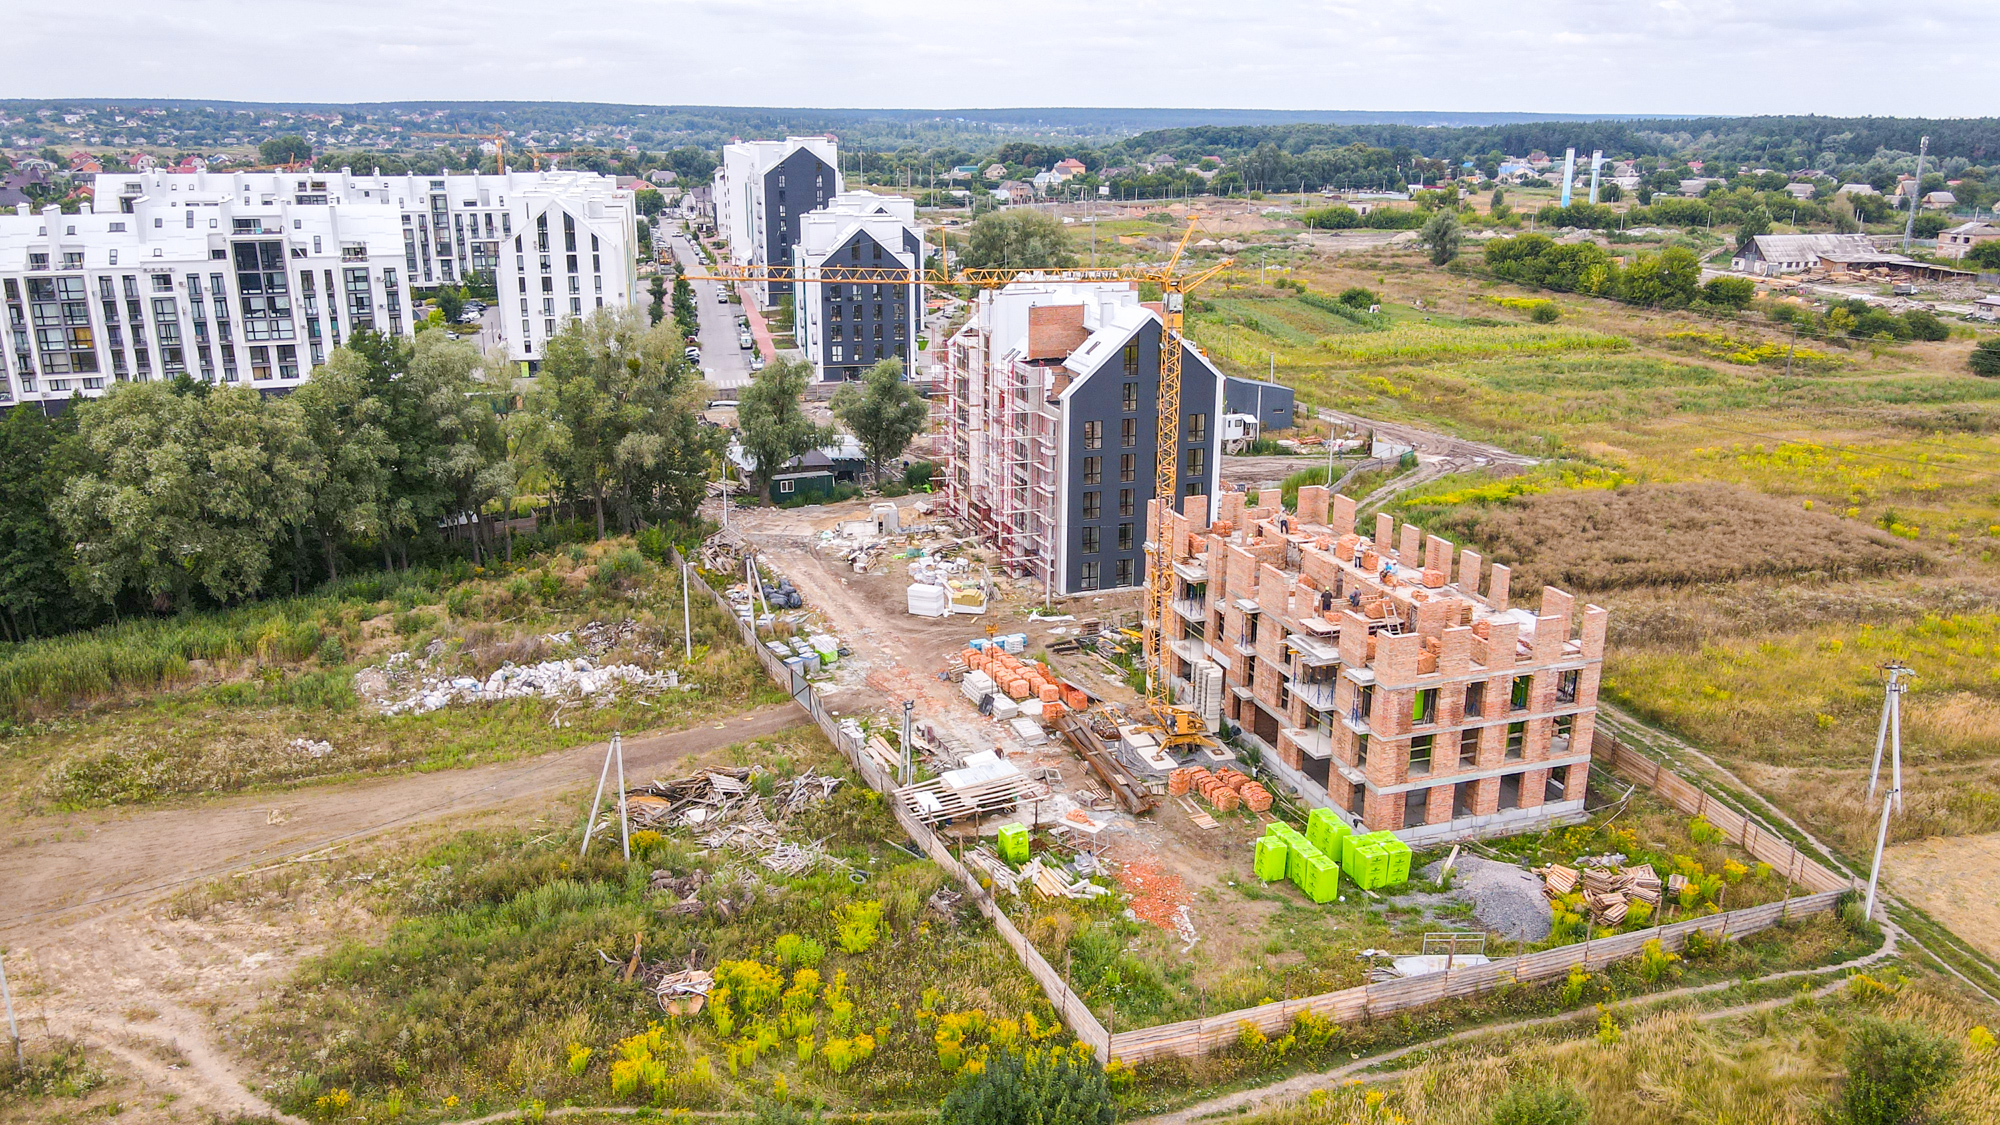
[1741,233,1877,261]
[1946,221,1999,236]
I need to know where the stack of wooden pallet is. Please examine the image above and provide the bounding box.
[1540,864,1579,898]
[1550,863,1664,926]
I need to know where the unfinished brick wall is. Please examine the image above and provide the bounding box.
[1297,484,1329,525]
[1330,493,1357,535]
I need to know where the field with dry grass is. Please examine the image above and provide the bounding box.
[0,536,782,812]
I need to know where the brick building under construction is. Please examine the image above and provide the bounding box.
[1149,483,1607,843]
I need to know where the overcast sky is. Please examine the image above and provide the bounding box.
[5,0,1996,117]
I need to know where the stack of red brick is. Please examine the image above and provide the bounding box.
[961,649,1062,703]
[1169,766,1273,813]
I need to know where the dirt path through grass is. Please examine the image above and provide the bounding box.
[1,702,806,1125]
[1136,924,1900,1125]
[1,702,805,935]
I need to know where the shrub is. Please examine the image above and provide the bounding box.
[1702,275,1758,309]
[1530,302,1560,323]
[1638,937,1682,983]
[1839,1017,1961,1125]
[938,1045,1114,1125]
[835,900,884,953]
[1487,1079,1589,1125]
[1336,286,1379,309]
[316,633,347,666]
[903,460,937,490]
[771,933,825,969]
[1903,309,1949,341]
[1969,338,2000,377]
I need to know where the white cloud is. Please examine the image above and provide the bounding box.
[2,0,1995,115]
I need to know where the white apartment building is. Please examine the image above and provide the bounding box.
[712,136,841,306]
[2,192,409,409]
[93,169,638,367]
[792,191,924,382]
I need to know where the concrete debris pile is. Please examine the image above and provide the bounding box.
[361,654,681,716]
[288,738,334,759]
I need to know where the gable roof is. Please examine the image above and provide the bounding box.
[1742,233,1876,262]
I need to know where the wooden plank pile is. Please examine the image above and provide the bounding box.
[1544,862,1662,927]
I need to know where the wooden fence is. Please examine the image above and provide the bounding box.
[1588,731,1851,895]
[680,552,1848,1066]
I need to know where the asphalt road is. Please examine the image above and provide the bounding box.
[667,225,754,392]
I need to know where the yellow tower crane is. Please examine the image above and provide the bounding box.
[680,220,1230,737]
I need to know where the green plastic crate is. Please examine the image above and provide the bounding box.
[996,822,1030,866]
[1254,836,1288,882]
[1303,853,1341,903]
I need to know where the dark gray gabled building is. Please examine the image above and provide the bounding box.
[712,136,842,306]
[794,192,924,382]
[941,283,1224,596]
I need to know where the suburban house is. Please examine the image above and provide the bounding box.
[1923,191,1958,210]
[1734,233,1972,281]
[1938,221,2000,260]
[1052,158,1087,180]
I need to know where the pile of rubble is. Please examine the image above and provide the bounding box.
[362,654,681,716]
[544,619,650,657]
[623,766,848,875]
[288,738,334,759]
[1540,859,1662,926]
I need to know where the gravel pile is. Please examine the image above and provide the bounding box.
[1422,854,1552,942]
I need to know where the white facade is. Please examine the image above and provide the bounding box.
[2,185,410,408]
[793,191,923,382]
[712,136,841,306]
[91,169,638,366]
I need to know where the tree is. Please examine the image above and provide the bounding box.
[1969,338,2000,377]
[633,187,665,217]
[290,350,396,581]
[55,384,321,611]
[1966,241,2000,269]
[737,358,832,500]
[1490,186,1511,220]
[1736,205,1773,251]
[1840,1016,1960,1125]
[1700,276,1758,310]
[648,275,668,325]
[336,330,506,567]
[1902,309,1949,342]
[0,405,87,639]
[1621,246,1701,307]
[938,1046,1113,1125]
[1419,208,1462,266]
[1487,1079,1589,1125]
[832,359,929,482]
[520,308,717,537]
[435,284,465,324]
[259,135,312,166]
[958,210,1079,270]
[672,273,700,340]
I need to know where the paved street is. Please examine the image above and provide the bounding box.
[667,224,754,392]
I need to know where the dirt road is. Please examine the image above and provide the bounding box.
[2,702,806,937]
[1,703,808,1125]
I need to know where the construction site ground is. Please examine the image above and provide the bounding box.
[716,492,1840,1032]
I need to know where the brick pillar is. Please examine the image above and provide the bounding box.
[1472,776,1501,815]
[1374,512,1395,554]
[1425,784,1454,824]
[1424,534,1451,580]
[1331,493,1358,535]
[1399,523,1421,565]
[1459,549,1483,597]
[1489,564,1511,611]
[1297,485,1330,525]
[1520,768,1549,809]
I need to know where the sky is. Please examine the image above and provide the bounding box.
[5,0,1998,117]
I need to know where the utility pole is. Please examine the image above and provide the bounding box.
[1902,136,1929,254]
[1863,663,1912,921]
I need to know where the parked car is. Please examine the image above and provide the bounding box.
[739,332,754,350]
[684,345,701,363]
[715,289,729,304]
[749,355,766,372]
